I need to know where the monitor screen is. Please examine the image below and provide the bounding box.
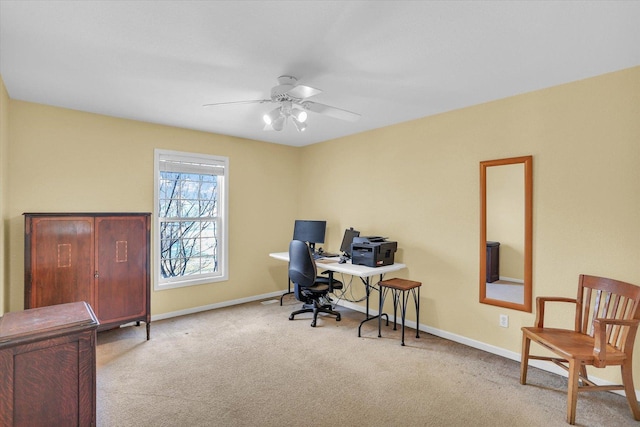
[293,220,326,250]
[340,227,360,257]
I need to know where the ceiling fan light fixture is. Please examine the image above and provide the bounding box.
[291,108,307,123]
[263,107,281,125]
[292,117,307,132]
[272,115,286,131]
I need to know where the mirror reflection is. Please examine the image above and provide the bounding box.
[480,156,532,312]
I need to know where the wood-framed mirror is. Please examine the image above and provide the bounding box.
[480,155,532,312]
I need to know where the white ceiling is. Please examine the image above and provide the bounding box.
[1,1,639,147]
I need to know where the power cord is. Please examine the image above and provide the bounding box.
[331,273,367,305]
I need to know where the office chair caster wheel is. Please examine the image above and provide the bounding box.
[289,315,294,320]
[310,320,317,327]
[336,314,341,321]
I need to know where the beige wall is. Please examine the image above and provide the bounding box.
[0,76,9,316]
[298,67,640,385]
[6,100,300,316]
[2,67,639,387]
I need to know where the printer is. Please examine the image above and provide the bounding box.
[351,236,398,267]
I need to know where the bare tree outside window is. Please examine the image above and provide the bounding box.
[159,172,219,279]
[155,149,228,290]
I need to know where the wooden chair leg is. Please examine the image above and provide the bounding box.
[579,365,588,384]
[520,334,531,384]
[567,359,580,425]
[621,362,640,420]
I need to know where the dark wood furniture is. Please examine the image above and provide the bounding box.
[520,274,640,425]
[0,301,99,427]
[378,278,421,346]
[24,213,151,340]
[485,241,500,283]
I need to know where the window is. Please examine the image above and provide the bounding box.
[154,149,228,290]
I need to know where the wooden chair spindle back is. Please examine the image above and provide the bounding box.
[578,275,640,352]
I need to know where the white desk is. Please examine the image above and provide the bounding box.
[269,252,406,335]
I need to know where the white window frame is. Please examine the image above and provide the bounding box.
[154,149,229,290]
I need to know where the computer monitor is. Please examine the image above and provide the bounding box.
[340,227,360,258]
[293,220,326,253]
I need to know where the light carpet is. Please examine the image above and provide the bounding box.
[96,297,637,426]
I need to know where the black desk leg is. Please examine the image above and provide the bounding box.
[358,274,388,337]
[280,278,293,306]
[415,286,420,339]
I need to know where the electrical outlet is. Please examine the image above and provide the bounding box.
[499,314,509,328]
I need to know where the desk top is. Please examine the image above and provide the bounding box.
[269,252,406,278]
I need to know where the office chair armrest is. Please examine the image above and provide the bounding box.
[593,318,640,367]
[535,296,577,328]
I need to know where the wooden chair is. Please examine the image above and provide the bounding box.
[520,274,640,425]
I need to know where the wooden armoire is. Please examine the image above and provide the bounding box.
[24,213,151,340]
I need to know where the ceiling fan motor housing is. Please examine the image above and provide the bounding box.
[271,75,300,102]
[271,89,299,103]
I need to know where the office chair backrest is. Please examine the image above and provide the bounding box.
[288,240,317,289]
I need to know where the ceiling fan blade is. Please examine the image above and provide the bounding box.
[203,99,272,107]
[286,84,322,99]
[301,101,361,122]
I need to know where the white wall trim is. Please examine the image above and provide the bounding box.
[335,299,637,400]
[150,291,285,322]
[143,293,637,400]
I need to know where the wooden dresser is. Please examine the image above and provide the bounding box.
[0,301,99,426]
[486,241,500,283]
[24,213,151,339]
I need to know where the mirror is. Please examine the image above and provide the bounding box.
[480,155,532,312]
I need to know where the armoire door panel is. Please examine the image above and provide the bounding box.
[29,217,94,309]
[95,216,148,323]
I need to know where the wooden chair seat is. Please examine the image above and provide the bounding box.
[520,274,640,425]
[522,327,627,363]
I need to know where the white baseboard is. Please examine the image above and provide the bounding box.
[146,292,638,401]
[334,299,637,401]
[150,290,285,322]
[499,276,524,284]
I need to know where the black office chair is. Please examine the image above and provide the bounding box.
[288,239,342,327]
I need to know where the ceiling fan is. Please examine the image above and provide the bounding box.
[203,75,361,132]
